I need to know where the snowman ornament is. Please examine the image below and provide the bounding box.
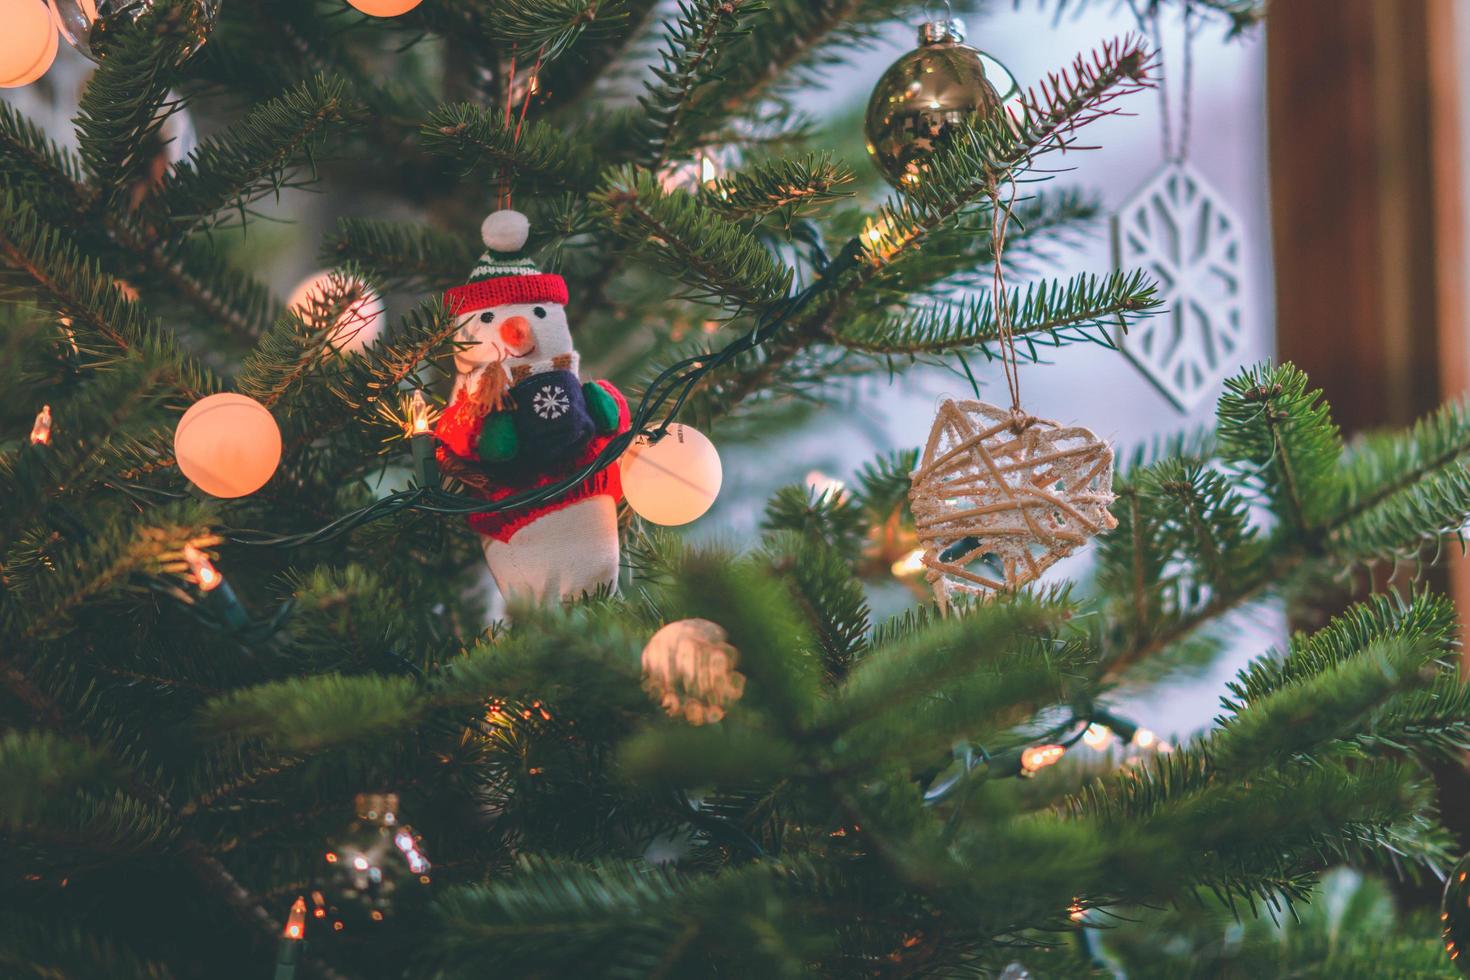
[434,210,630,602]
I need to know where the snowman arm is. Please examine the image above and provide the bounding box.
[583,382,622,434]
[476,411,520,462]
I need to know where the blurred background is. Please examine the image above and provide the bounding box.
[10,0,1469,746]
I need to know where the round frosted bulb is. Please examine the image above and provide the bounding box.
[286,270,386,356]
[345,0,422,14]
[620,424,722,526]
[1,0,58,88]
[174,393,282,498]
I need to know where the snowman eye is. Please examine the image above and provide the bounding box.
[479,311,495,324]
[533,307,547,319]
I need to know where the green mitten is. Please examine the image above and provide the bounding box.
[584,382,620,434]
[476,412,519,462]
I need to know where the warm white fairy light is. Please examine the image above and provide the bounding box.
[805,470,848,501]
[394,829,431,875]
[1082,723,1113,750]
[29,404,52,445]
[891,548,926,578]
[407,390,434,435]
[182,544,222,592]
[1020,744,1065,775]
[283,897,307,941]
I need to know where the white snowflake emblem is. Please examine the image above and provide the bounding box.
[532,384,570,420]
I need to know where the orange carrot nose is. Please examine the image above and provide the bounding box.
[499,316,531,349]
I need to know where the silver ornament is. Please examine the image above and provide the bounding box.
[864,19,1003,189]
[49,0,218,62]
[319,793,431,927]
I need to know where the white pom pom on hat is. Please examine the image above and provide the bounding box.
[481,210,530,253]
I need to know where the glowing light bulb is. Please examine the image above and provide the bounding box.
[700,154,718,186]
[29,404,51,445]
[1020,744,1065,775]
[861,215,905,260]
[408,390,433,435]
[283,897,307,940]
[182,544,222,592]
[804,470,847,500]
[1082,723,1113,750]
[891,548,926,578]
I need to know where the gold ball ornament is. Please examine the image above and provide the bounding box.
[1,0,58,89]
[864,18,1004,189]
[1444,852,1470,975]
[641,619,745,726]
[173,393,282,498]
[345,0,423,15]
[620,424,722,526]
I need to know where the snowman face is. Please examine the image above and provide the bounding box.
[453,301,573,374]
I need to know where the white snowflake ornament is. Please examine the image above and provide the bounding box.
[908,399,1117,611]
[1112,162,1247,411]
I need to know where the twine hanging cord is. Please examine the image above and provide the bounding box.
[986,174,1032,435]
[1127,0,1195,164]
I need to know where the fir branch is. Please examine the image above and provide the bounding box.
[153,74,348,235]
[0,192,214,400]
[832,269,1158,356]
[595,168,794,310]
[197,673,420,752]
[421,103,601,192]
[637,0,758,168]
[1217,363,1343,535]
[760,528,872,682]
[1223,590,1458,715]
[0,100,92,219]
[701,153,854,221]
[325,217,479,293]
[490,0,638,60]
[73,0,209,198]
[699,40,1152,421]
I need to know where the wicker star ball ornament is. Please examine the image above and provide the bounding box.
[908,399,1117,610]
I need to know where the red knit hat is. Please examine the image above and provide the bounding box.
[444,210,568,316]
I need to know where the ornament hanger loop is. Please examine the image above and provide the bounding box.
[1128,0,1196,163]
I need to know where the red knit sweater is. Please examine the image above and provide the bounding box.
[435,379,630,543]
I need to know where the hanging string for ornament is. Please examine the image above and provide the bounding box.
[1128,0,1196,163]
[497,44,547,211]
[987,173,1025,425]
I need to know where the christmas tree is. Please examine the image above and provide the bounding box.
[3,0,1468,977]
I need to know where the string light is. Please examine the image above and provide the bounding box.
[407,390,434,435]
[275,897,307,980]
[404,390,439,487]
[283,897,307,940]
[804,470,848,501]
[1019,744,1065,776]
[1082,723,1113,750]
[1132,727,1171,752]
[891,548,926,577]
[394,829,431,875]
[29,405,51,445]
[182,544,222,592]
